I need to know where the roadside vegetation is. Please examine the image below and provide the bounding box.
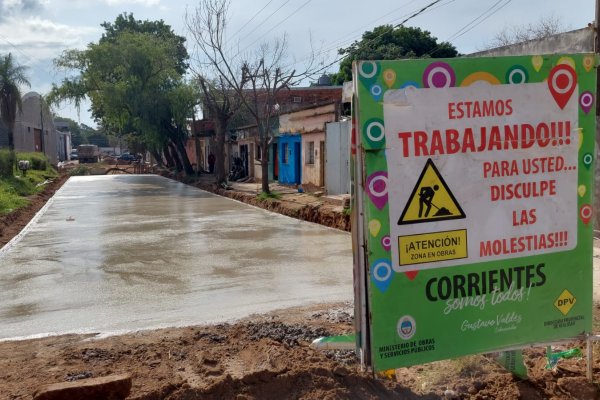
[257,191,282,201]
[0,150,57,215]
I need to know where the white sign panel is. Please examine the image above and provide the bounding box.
[384,82,578,272]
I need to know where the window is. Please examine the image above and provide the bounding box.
[282,143,288,163]
[306,141,315,164]
[292,96,302,103]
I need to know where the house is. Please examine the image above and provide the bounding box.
[12,92,59,164]
[229,118,279,181]
[194,83,343,181]
[278,101,342,188]
[469,27,593,57]
[186,119,215,173]
[54,120,73,161]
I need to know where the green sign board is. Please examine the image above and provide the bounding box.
[352,54,596,371]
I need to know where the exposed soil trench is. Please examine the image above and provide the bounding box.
[1,173,598,399]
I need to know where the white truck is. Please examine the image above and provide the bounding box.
[77,144,100,163]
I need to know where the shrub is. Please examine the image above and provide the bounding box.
[0,149,14,178]
[69,165,91,176]
[257,191,282,201]
[17,152,48,171]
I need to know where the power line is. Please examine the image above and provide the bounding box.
[239,0,313,55]
[286,0,456,75]
[425,0,513,57]
[293,0,452,78]
[235,0,291,48]
[227,0,274,42]
[445,0,511,42]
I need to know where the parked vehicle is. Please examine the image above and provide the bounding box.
[117,153,139,163]
[77,144,99,163]
[69,149,78,161]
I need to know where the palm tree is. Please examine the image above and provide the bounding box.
[0,53,30,152]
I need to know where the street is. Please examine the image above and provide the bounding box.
[0,175,353,339]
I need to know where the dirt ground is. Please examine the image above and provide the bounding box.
[1,302,599,399]
[0,173,69,249]
[1,170,600,399]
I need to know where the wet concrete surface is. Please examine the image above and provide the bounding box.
[0,175,353,339]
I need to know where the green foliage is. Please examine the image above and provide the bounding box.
[0,149,14,178]
[343,207,351,216]
[100,13,189,75]
[69,165,91,176]
[0,53,30,150]
[332,25,458,84]
[0,157,57,215]
[257,191,281,201]
[17,151,49,171]
[50,14,197,174]
[0,180,27,214]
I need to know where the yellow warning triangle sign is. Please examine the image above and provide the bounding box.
[398,158,466,225]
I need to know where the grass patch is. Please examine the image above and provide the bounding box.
[257,191,282,201]
[413,355,492,392]
[343,207,351,216]
[0,152,58,215]
[69,166,92,176]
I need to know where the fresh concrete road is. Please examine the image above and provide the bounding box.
[0,175,353,340]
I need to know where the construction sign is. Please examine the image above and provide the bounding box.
[352,54,596,371]
[397,158,465,225]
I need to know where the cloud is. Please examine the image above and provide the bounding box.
[103,0,161,6]
[0,0,46,20]
[0,16,99,63]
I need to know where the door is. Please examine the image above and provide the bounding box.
[294,141,301,184]
[240,144,249,177]
[325,122,350,194]
[319,141,325,187]
[34,129,43,152]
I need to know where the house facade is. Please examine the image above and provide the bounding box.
[278,102,341,188]
[13,92,59,164]
[54,120,73,161]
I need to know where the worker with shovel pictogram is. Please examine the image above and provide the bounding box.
[418,184,452,218]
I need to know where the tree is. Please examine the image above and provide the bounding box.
[50,16,196,174]
[196,75,242,184]
[100,13,188,75]
[486,15,567,49]
[187,0,319,194]
[0,53,30,162]
[332,25,458,84]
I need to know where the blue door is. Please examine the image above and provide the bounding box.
[278,135,302,184]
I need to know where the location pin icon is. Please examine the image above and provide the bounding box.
[383,69,396,88]
[371,259,393,293]
[583,55,594,72]
[580,204,593,225]
[404,271,418,281]
[366,172,388,210]
[370,84,383,102]
[368,219,381,237]
[548,64,577,110]
[580,91,594,114]
[532,55,543,72]
[583,153,593,170]
[381,235,391,251]
[578,185,586,197]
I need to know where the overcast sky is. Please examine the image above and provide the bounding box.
[0,0,593,127]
